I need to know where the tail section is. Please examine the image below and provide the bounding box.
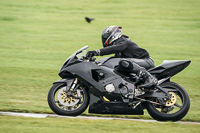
[149,60,191,80]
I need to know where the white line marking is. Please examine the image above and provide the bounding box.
[0,111,199,125]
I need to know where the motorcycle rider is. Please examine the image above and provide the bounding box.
[87,26,158,89]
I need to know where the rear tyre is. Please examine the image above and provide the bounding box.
[48,81,89,116]
[146,82,190,121]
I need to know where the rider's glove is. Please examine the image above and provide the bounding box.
[86,50,100,57]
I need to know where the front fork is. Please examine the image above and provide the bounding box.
[70,78,81,98]
[70,78,78,90]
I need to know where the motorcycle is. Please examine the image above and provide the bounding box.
[47,46,191,121]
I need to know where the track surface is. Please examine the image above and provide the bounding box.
[0,111,199,125]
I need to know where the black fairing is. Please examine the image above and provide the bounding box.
[148,60,191,79]
[89,94,144,115]
[59,61,134,97]
[59,58,143,115]
[59,58,81,78]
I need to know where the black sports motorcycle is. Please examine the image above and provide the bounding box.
[48,46,191,121]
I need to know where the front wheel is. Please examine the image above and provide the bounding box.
[48,79,89,116]
[146,82,190,121]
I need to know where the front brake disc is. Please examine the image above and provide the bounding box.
[57,87,79,106]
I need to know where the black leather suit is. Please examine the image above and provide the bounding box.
[99,35,155,70]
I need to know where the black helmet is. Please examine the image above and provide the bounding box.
[101,26,123,47]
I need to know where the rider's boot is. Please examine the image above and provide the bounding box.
[117,59,158,89]
[136,68,158,89]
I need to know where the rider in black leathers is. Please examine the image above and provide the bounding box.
[87,26,157,89]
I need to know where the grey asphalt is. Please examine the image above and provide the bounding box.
[0,111,199,125]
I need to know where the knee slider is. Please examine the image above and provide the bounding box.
[119,60,133,70]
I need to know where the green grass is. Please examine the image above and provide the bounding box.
[0,0,200,122]
[0,115,200,133]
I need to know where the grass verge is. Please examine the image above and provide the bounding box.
[0,115,200,133]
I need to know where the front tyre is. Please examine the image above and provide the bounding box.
[146,82,190,121]
[48,81,89,116]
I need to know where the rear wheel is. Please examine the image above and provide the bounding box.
[48,79,89,116]
[146,82,190,121]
